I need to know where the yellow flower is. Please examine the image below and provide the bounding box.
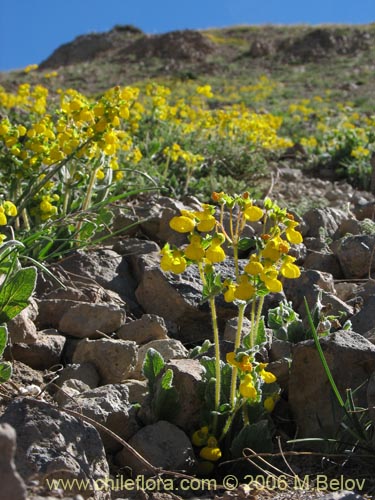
[0,210,7,226]
[244,255,264,275]
[244,204,264,222]
[206,237,226,263]
[234,275,255,301]
[258,363,277,384]
[260,268,283,293]
[170,215,195,233]
[280,256,301,279]
[160,249,187,274]
[195,204,216,232]
[226,352,253,372]
[224,283,236,303]
[192,426,209,447]
[285,221,303,244]
[184,235,205,261]
[3,201,17,216]
[199,437,222,462]
[239,374,257,399]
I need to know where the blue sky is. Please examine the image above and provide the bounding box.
[1,0,374,71]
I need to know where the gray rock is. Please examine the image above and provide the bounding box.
[319,492,366,500]
[113,237,160,257]
[283,270,352,318]
[289,330,375,439]
[117,314,168,345]
[51,248,138,307]
[135,339,188,378]
[54,379,92,405]
[333,218,362,239]
[36,299,78,329]
[303,207,348,238]
[334,234,375,278]
[0,398,109,499]
[269,339,293,361]
[367,371,375,432]
[0,423,27,500]
[304,251,343,278]
[267,359,290,389]
[124,379,149,404]
[61,384,139,452]
[59,302,126,338]
[161,359,205,432]
[73,338,138,383]
[350,295,375,334]
[224,316,252,343]
[115,420,196,475]
[135,260,237,343]
[55,363,100,389]
[8,330,66,370]
[7,299,39,344]
[334,282,359,302]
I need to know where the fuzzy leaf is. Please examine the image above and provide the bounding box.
[0,361,12,384]
[0,325,8,357]
[0,266,37,323]
[142,348,165,392]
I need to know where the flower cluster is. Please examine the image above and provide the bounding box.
[161,194,302,300]
[0,200,17,242]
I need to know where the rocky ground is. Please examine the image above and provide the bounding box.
[1,169,375,500]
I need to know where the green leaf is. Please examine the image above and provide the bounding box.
[255,316,266,345]
[152,371,179,421]
[189,339,212,359]
[200,357,217,380]
[230,420,273,458]
[0,266,37,323]
[237,237,255,251]
[0,361,12,384]
[0,325,8,357]
[161,368,174,390]
[142,348,165,392]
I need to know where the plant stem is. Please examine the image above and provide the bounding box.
[229,303,246,407]
[209,296,221,434]
[249,298,257,348]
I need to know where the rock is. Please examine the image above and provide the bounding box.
[54,379,92,406]
[283,270,352,318]
[333,234,375,278]
[51,248,138,308]
[160,359,205,432]
[319,492,366,500]
[0,423,27,500]
[223,316,252,343]
[7,330,66,370]
[333,218,362,239]
[73,338,138,383]
[59,302,126,338]
[334,282,359,302]
[0,398,109,499]
[303,207,348,238]
[267,359,290,389]
[269,339,293,361]
[134,339,188,378]
[367,371,375,431]
[289,330,375,439]
[36,299,78,329]
[117,314,168,345]
[124,379,149,404]
[113,237,160,257]
[55,362,100,390]
[7,299,39,344]
[135,260,237,343]
[350,295,375,334]
[304,251,343,278]
[61,384,139,452]
[115,420,196,475]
